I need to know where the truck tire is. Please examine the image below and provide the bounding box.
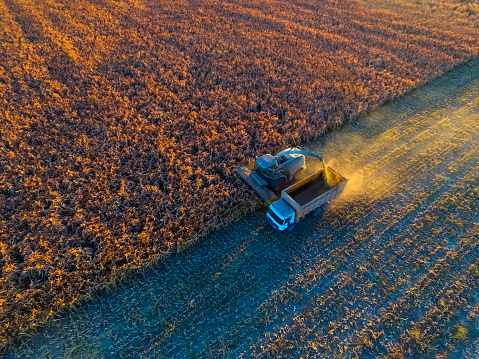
[269,177,287,192]
[286,222,296,232]
[321,202,331,213]
[312,206,323,217]
[313,202,330,217]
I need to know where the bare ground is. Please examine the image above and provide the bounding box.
[2,60,479,359]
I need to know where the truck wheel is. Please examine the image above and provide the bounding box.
[269,177,286,192]
[312,206,323,217]
[286,222,296,232]
[321,202,331,213]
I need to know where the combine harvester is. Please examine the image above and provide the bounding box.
[235,148,348,231]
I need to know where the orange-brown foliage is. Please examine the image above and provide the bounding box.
[0,0,478,346]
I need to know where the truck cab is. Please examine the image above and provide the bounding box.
[266,198,295,231]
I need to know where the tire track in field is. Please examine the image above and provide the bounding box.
[244,161,479,358]
[331,170,479,358]
[3,62,479,359]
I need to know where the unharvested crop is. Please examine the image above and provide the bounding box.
[0,0,478,346]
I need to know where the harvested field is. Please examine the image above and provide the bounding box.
[3,58,479,359]
[1,0,479,348]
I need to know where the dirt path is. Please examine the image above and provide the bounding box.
[3,61,479,359]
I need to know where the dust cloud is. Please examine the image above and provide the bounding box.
[307,79,479,204]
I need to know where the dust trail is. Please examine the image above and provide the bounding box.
[339,168,366,199]
[309,74,479,203]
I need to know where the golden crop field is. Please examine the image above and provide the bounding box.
[0,0,478,348]
[3,57,479,359]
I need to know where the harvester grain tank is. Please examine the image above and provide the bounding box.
[235,148,348,231]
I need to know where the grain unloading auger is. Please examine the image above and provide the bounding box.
[235,147,348,231]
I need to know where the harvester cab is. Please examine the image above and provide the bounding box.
[251,147,306,192]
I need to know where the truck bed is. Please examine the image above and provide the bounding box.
[287,171,330,206]
[281,167,347,220]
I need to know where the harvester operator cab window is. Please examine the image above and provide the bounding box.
[256,154,278,179]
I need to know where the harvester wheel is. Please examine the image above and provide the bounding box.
[269,177,286,192]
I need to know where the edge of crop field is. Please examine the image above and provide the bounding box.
[0,200,262,352]
[346,55,479,125]
[2,53,479,353]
